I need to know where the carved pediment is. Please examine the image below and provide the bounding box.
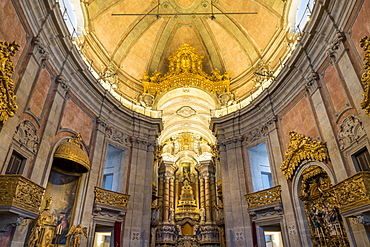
[280,132,329,179]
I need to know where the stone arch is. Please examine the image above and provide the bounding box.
[292,161,349,246]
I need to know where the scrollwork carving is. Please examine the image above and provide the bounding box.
[0,40,20,125]
[13,119,39,153]
[333,172,370,213]
[94,187,130,209]
[337,115,365,150]
[245,185,281,208]
[0,175,45,215]
[104,126,131,147]
[280,132,329,180]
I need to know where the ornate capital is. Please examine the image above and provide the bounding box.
[32,37,49,62]
[0,40,20,125]
[55,75,69,92]
[360,36,370,116]
[326,31,345,57]
[280,132,329,179]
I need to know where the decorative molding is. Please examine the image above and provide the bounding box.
[0,40,20,125]
[0,175,45,215]
[280,132,329,179]
[176,106,196,118]
[245,185,282,208]
[337,115,365,150]
[13,119,39,153]
[105,126,131,147]
[360,36,370,116]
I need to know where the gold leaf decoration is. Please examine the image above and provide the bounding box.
[0,41,20,125]
[245,185,281,208]
[333,171,370,213]
[142,44,230,96]
[280,131,329,180]
[94,187,130,209]
[360,36,370,116]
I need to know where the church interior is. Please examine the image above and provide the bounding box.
[1,0,370,246]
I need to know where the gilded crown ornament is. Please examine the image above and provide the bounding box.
[280,131,329,179]
[0,40,20,125]
[142,44,230,97]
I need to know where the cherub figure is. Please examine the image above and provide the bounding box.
[66,224,88,247]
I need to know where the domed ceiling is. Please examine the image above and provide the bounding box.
[77,0,297,107]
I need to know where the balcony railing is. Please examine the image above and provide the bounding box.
[0,175,45,216]
[94,187,130,209]
[334,171,370,213]
[245,185,281,208]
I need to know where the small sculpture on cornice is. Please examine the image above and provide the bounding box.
[253,62,274,86]
[100,63,118,85]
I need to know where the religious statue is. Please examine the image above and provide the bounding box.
[176,225,182,236]
[27,222,41,247]
[66,224,88,247]
[169,206,175,223]
[183,169,190,181]
[193,224,199,235]
[199,206,205,223]
[27,197,56,247]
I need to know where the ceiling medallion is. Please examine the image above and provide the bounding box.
[142,44,230,97]
[176,106,196,118]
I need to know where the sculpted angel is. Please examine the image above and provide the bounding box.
[66,224,88,247]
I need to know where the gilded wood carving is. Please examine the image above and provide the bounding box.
[333,171,370,213]
[142,44,230,96]
[0,41,19,125]
[245,185,282,208]
[94,187,130,209]
[360,36,370,116]
[300,166,349,246]
[280,132,329,180]
[0,175,45,215]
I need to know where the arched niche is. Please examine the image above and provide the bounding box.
[292,161,350,246]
